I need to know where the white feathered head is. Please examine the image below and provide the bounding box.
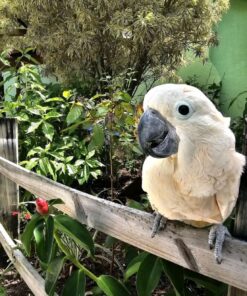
[138,84,233,158]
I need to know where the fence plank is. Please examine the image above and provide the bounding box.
[0,156,246,291]
[0,119,19,238]
[0,223,49,296]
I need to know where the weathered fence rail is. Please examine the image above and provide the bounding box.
[0,156,246,292]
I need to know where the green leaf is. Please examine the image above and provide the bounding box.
[21,213,43,256]
[44,111,62,120]
[46,97,65,103]
[39,158,49,175]
[97,275,130,296]
[86,150,95,159]
[44,216,55,264]
[185,270,227,296]
[125,245,139,266]
[90,170,101,179]
[83,165,90,182]
[163,260,185,296]
[88,124,104,151]
[136,254,163,296]
[54,215,94,256]
[27,120,43,133]
[45,255,65,296]
[67,164,77,175]
[62,270,85,296]
[48,198,64,206]
[34,221,46,265]
[66,105,83,126]
[126,199,145,211]
[24,158,39,170]
[124,252,148,281]
[42,122,55,141]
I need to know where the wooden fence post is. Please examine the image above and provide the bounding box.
[228,118,247,296]
[0,118,19,239]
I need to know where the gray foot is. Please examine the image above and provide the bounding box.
[208,224,231,264]
[151,212,167,238]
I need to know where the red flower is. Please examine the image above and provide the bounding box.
[11,211,19,216]
[24,213,31,220]
[36,198,49,215]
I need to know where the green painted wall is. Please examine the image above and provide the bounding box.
[180,0,247,118]
[210,0,247,117]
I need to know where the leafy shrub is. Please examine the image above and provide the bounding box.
[0,55,142,190]
[0,0,229,93]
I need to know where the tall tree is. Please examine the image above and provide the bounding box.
[0,0,229,93]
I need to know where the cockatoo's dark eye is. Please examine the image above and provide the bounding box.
[178,105,189,115]
[175,101,194,119]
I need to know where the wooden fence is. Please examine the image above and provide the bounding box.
[0,154,247,294]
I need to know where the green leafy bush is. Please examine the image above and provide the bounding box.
[0,56,142,189]
[0,0,229,93]
[0,63,104,186]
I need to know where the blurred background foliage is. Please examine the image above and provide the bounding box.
[0,0,243,295]
[0,0,229,94]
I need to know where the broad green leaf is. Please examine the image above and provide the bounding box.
[97,275,130,296]
[163,260,184,296]
[44,111,62,120]
[125,245,139,266]
[136,254,163,296]
[185,270,227,296]
[27,146,44,157]
[45,255,65,296]
[28,108,41,115]
[74,159,85,166]
[21,213,43,256]
[124,252,148,281]
[86,150,95,159]
[62,270,85,296]
[44,216,55,264]
[83,165,89,182]
[90,170,101,179]
[88,124,104,151]
[42,122,55,141]
[67,164,77,175]
[27,120,43,133]
[34,221,46,265]
[39,158,49,175]
[54,215,94,256]
[66,105,83,126]
[25,158,39,170]
[46,160,56,180]
[46,97,65,102]
[65,156,74,163]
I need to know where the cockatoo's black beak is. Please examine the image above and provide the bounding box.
[138,108,179,158]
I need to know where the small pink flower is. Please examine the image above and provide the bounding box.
[11,211,19,216]
[24,213,31,220]
[36,198,49,215]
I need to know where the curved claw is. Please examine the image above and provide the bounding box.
[208,224,231,264]
[151,212,167,238]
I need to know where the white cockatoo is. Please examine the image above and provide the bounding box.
[138,84,245,263]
